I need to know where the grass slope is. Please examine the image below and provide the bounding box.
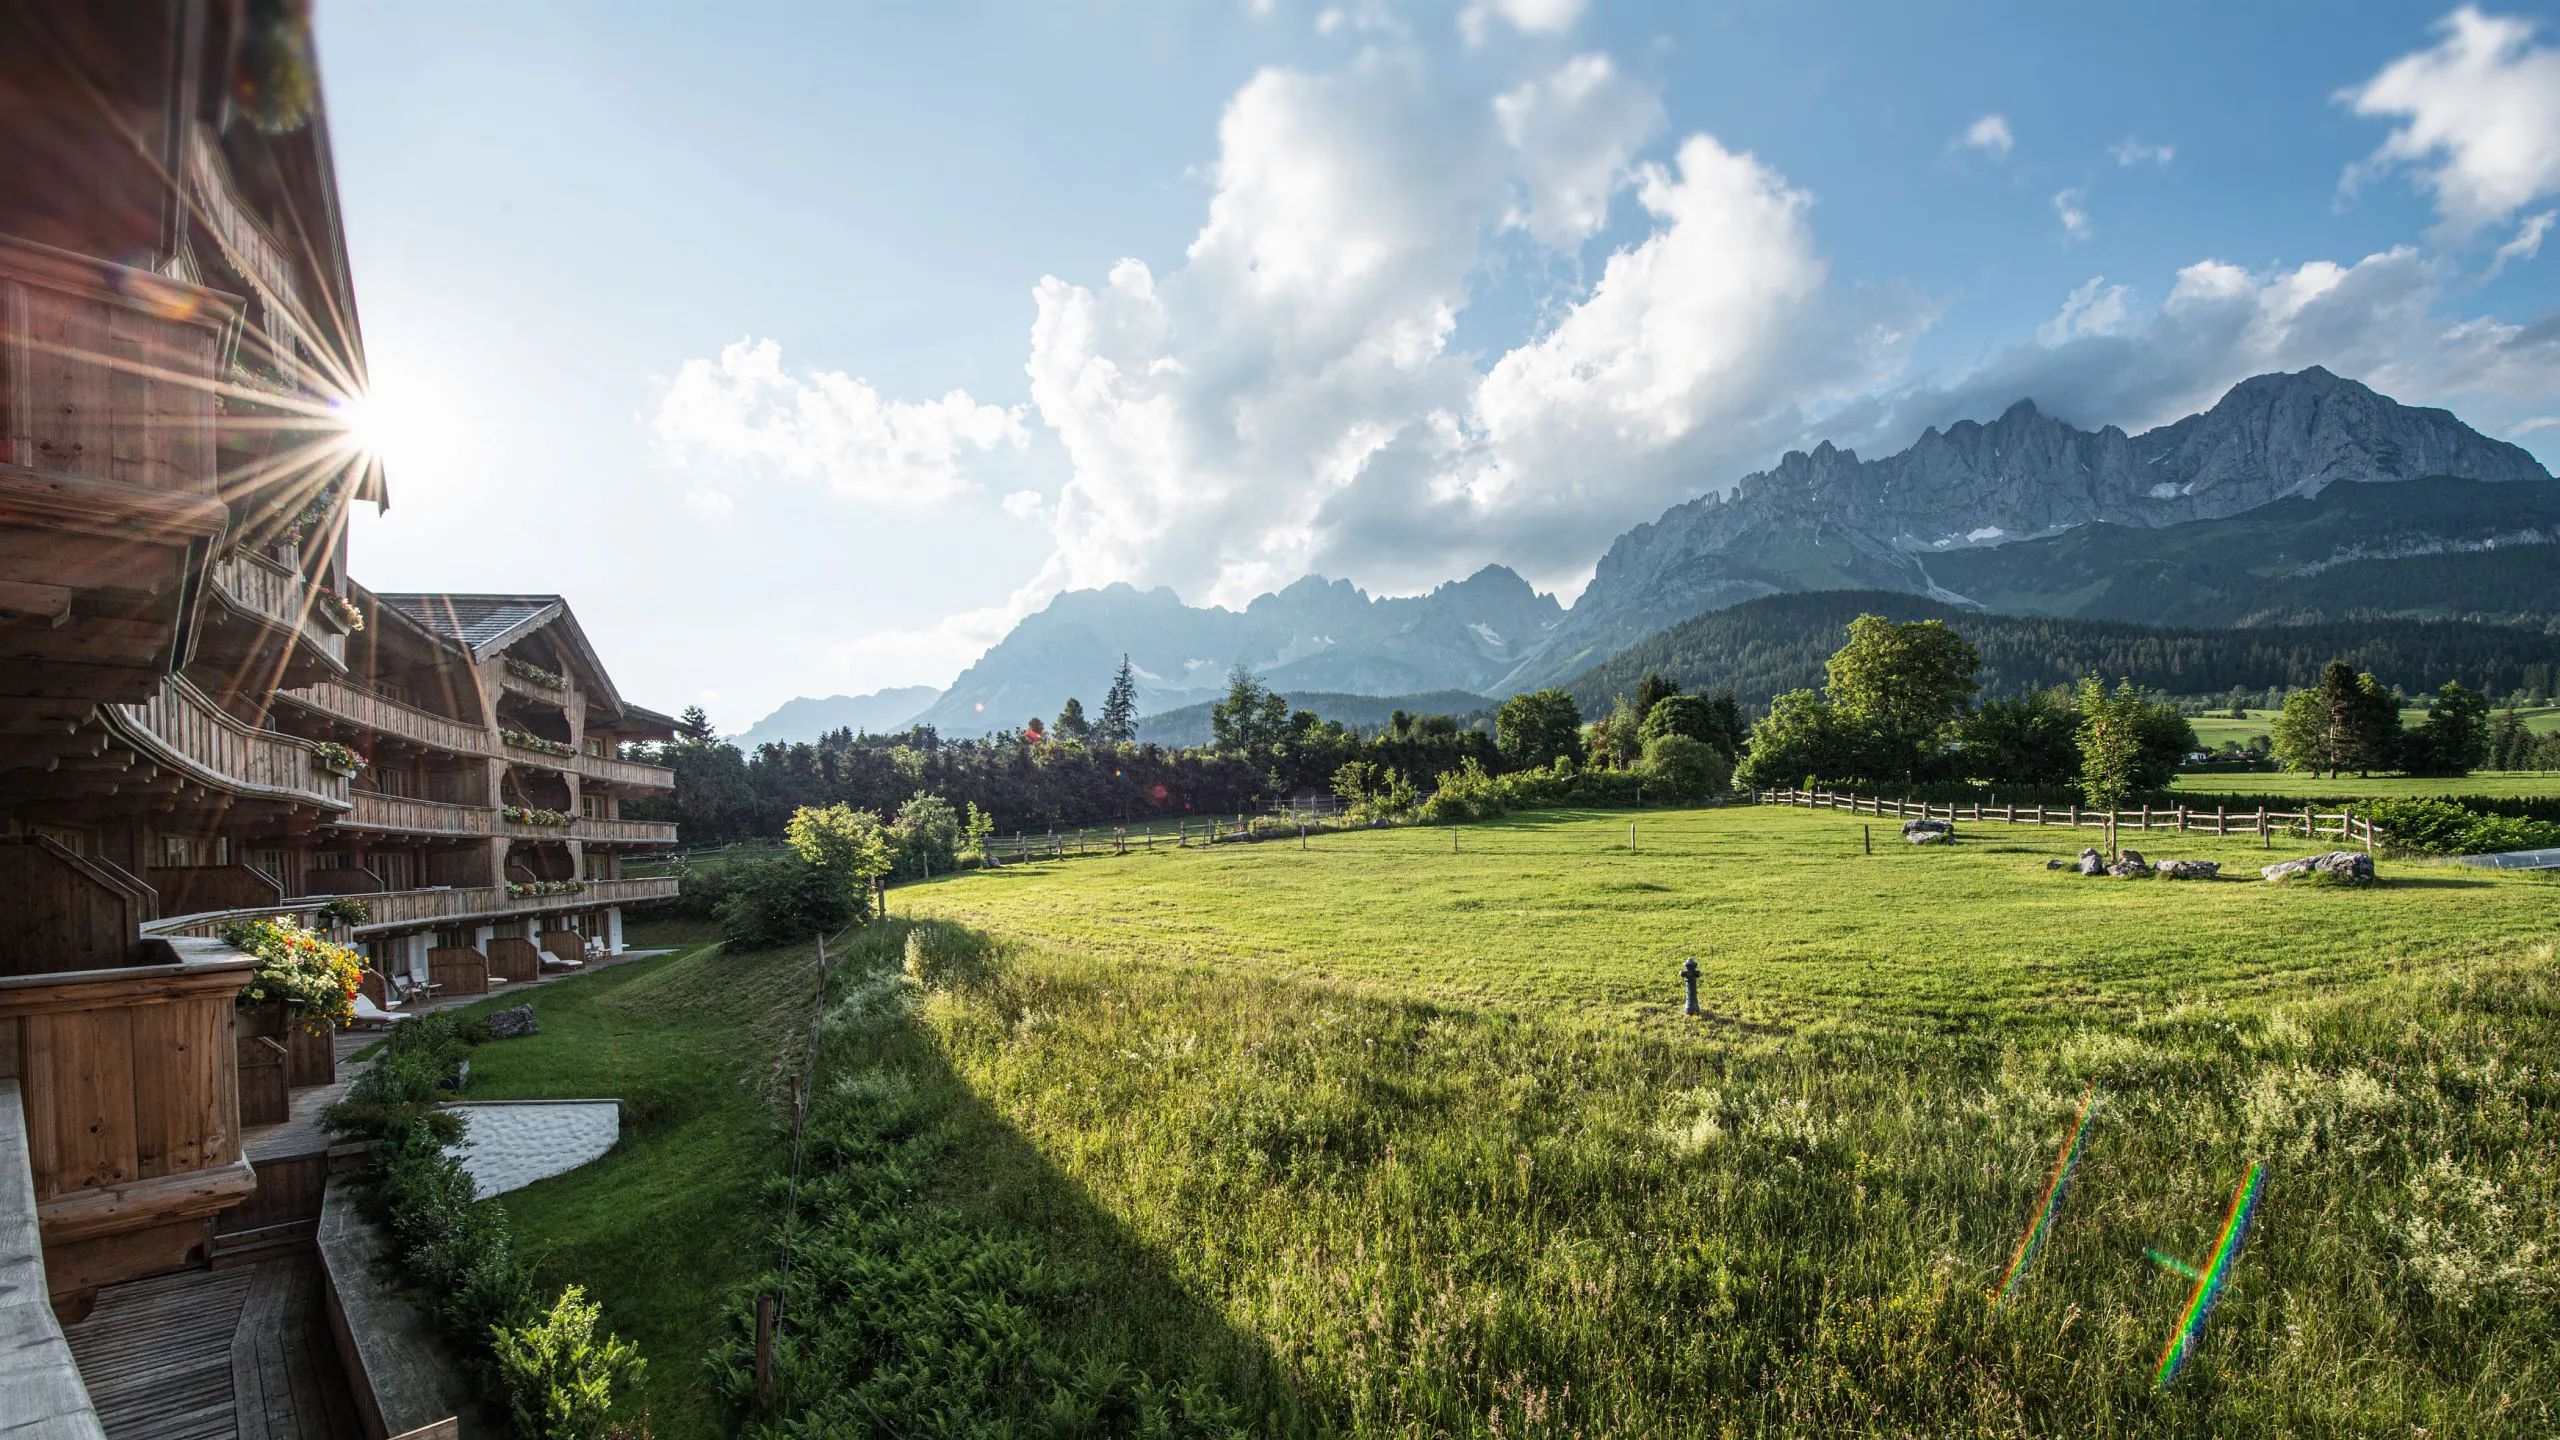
[445,922,809,1435]
[2168,770,2560,799]
[2185,705,2560,749]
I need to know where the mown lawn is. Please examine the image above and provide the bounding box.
[444,921,812,1436]
[2186,704,2560,749]
[492,807,2560,1436]
[2167,770,2560,799]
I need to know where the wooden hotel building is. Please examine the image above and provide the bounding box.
[2,2,678,1430]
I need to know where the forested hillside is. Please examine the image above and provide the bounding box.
[1564,591,2560,712]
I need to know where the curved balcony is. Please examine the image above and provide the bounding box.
[343,792,498,838]
[206,551,349,678]
[275,680,491,758]
[347,876,677,934]
[502,739,675,792]
[103,678,351,811]
[575,817,680,845]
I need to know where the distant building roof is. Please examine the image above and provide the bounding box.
[375,595,563,658]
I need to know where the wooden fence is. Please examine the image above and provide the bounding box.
[1751,787,2381,850]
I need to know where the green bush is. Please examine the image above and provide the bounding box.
[717,856,856,950]
[2362,797,2560,856]
[493,1285,646,1440]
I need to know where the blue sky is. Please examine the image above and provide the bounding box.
[318,1,2560,727]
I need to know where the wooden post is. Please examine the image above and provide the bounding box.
[755,1295,776,1408]
[2216,804,2227,837]
[1630,821,1637,852]
[1863,824,1872,855]
[1453,827,1459,853]
[2258,810,2269,847]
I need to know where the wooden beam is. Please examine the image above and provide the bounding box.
[0,659,165,699]
[0,580,70,626]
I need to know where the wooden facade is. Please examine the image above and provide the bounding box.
[0,12,680,1425]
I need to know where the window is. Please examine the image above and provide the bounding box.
[580,793,603,819]
[247,848,288,885]
[312,851,348,870]
[433,926,470,949]
[585,737,604,757]
[368,851,416,891]
[160,833,229,867]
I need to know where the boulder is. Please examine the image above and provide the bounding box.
[2262,851,2377,885]
[484,1003,541,1039]
[2155,859,2221,880]
[2106,857,2151,878]
[2118,849,2147,870]
[1908,828,1952,845]
[1902,818,1954,840]
[2075,848,2106,876]
[2045,858,2068,870]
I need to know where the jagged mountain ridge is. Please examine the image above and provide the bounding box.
[1498,367,2550,689]
[790,368,2552,740]
[734,685,942,750]
[908,565,1563,734]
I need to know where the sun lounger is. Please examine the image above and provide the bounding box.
[349,993,412,1028]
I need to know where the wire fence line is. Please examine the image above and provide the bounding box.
[1752,787,2383,851]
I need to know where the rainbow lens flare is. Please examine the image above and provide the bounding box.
[2152,1162,2266,1387]
[1994,1080,2098,1303]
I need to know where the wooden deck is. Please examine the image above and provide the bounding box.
[61,1256,359,1440]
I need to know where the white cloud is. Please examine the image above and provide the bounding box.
[1869,244,2560,456]
[2038,277,2132,344]
[2512,415,2560,434]
[2052,187,2091,239]
[2109,136,2175,167]
[682,487,735,518]
[1493,54,1665,248]
[654,337,1028,504]
[2485,208,2555,277]
[1459,0,1588,46]
[1000,488,1045,519]
[1028,54,1501,605]
[2340,6,2560,234]
[1959,114,2014,159]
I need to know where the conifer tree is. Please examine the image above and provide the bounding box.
[1098,654,1140,745]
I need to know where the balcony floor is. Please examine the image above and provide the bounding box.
[60,1254,359,1440]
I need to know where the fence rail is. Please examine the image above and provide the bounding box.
[1750,787,2382,850]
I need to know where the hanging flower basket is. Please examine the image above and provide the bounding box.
[312,741,366,777]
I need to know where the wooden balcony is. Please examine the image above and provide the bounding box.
[498,664,572,708]
[0,935,260,1313]
[347,875,678,934]
[187,123,308,348]
[275,678,492,757]
[343,791,497,838]
[204,550,349,680]
[101,677,351,812]
[502,739,675,792]
[575,816,680,845]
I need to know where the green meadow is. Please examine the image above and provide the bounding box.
[495,807,2559,1437]
[2166,770,2560,800]
[2184,704,2560,750]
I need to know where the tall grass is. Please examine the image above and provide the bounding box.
[726,896,2558,1435]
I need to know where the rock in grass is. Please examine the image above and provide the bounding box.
[1903,818,1955,844]
[485,1003,540,1039]
[2076,848,2106,876]
[2262,851,2376,885]
[2107,856,2151,878]
[2156,859,2221,880]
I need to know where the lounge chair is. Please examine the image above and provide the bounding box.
[349,993,412,1028]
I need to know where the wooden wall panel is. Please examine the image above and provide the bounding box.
[26,1007,138,1200]
[427,947,487,997]
[131,998,224,1176]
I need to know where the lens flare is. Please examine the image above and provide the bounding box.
[1993,1080,2098,1303]
[2153,1163,2266,1387]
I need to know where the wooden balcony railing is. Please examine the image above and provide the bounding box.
[188,122,306,363]
[208,551,348,671]
[274,679,492,757]
[499,666,573,707]
[503,740,676,792]
[146,864,284,917]
[575,817,681,845]
[104,677,352,811]
[1,936,261,1310]
[344,792,498,837]
[347,876,678,934]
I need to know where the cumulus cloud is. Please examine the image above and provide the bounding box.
[1459,0,1588,46]
[2485,209,2554,277]
[2038,277,2132,344]
[654,337,1028,504]
[1854,245,2560,461]
[682,487,735,518]
[1000,488,1045,519]
[2110,136,2175,167]
[2052,187,2091,239]
[2340,6,2560,234]
[1494,54,1666,248]
[1959,114,2014,159]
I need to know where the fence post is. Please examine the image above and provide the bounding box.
[1864,824,1872,855]
[2175,805,2186,835]
[2257,810,2268,847]
[2068,803,2078,828]
[1630,821,1637,852]
[2140,803,2151,833]
[2216,804,2227,837]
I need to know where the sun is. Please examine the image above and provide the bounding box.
[330,389,408,465]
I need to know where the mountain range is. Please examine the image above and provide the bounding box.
[739,368,2553,745]
[731,685,940,750]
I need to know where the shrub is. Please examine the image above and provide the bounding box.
[1640,734,1733,801]
[222,916,364,1030]
[717,856,855,950]
[2362,798,2560,856]
[493,1285,646,1440]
